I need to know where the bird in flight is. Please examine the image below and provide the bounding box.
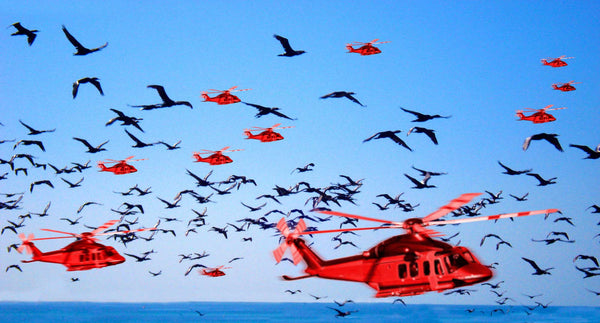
[73,77,104,98]
[363,130,411,151]
[569,144,600,159]
[10,22,38,46]
[73,137,109,153]
[497,161,531,175]
[407,126,438,144]
[526,172,557,186]
[522,257,553,275]
[19,120,55,135]
[320,91,365,107]
[243,102,296,120]
[131,85,192,110]
[106,109,144,132]
[274,34,305,57]
[62,25,108,55]
[523,133,563,152]
[400,107,451,122]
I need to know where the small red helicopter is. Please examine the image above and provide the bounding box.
[244,123,294,142]
[552,81,580,92]
[200,265,231,277]
[541,55,573,67]
[17,220,155,271]
[516,105,566,124]
[273,193,559,298]
[201,86,251,105]
[346,39,390,56]
[98,156,145,175]
[193,147,243,165]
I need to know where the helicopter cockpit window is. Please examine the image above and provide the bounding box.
[398,264,407,279]
[445,253,469,273]
[462,251,474,263]
[434,259,443,275]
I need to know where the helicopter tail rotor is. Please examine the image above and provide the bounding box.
[273,218,306,265]
[17,233,35,254]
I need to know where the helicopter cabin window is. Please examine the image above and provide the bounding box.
[398,264,407,279]
[423,260,431,276]
[434,259,443,275]
[409,261,419,277]
[92,253,96,261]
[445,253,469,273]
[80,254,84,262]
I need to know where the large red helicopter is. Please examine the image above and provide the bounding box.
[97,156,145,175]
[552,81,580,92]
[244,123,294,142]
[200,265,231,277]
[17,220,155,271]
[201,86,251,105]
[273,193,559,298]
[516,105,566,124]
[346,39,390,56]
[193,147,243,165]
[541,55,573,67]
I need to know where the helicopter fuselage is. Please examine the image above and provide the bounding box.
[98,161,137,175]
[244,129,284,142]
[202,269,226,277]
[516,111,556,124]
[346,44,382,56]
[285,233,493,297]
[202,92,241,105]
[552,84,576,92]
[541,59,568,67]
[22,239,126,271]
[193,152,233,165]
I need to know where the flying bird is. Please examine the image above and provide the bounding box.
[569,144,600,159]
[13,140,45,152]
[62,25,108,55]
[320,91,365,107]
[497,161,531,175]
[10,22,38,46]
[124,129,154,148]
[523,133,563,152]
[131,85,193,110]
[29,180,53,193]
[400,107,451,122]
[522,257,553,275]
[363,130,412,151]
[243,102,297,120]
[106,109,144,132]
[73,137,108,153]
[407,126,438,144]
[19,120,55,135]
[273,34,306,57]
[404,173,435,189]
[73,77,104,98]
[526,173,557,186]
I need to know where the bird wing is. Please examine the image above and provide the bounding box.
[62,25,85,50]
[90,78,104,95]
[545,135,563,152]
[274,34,293,52]
[148,85,171,103]
[344,93,364,106]
[569,144,594,154]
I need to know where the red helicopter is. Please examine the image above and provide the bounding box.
[273,193,559,298]
[541,55,573,67]
[17,220,155,271]
[346,39,390,56]
[201,86,251,105]
[244,123,294,142]
[516,105,566,124]
[97,156,145,175]
[552,81,580,92]
[199,265,231,277]
[193,147,243,165]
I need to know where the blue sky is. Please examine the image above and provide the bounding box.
[1,1,599,306]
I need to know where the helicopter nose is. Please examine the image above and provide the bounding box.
[457,264,493,285]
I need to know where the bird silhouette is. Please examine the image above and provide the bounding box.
[243,102,297,120]
[404,173,435,189]
[106,109,144,132]
[62,25,108,55]
[73,137,108,153]
[407,126,438,144]
[363,130,412,151]
[131,85,193,110]
[320,91,364,107]
[400,107,451,122]
[73,77,104,98]
[522,257,553,275]
[274,34,306,57]
[497,161,532,175]
[523,133,563,152]
[569,144,600,159]
[124,129,154,148]
[19,120,55,135]
[526,173,557,186]
[10,22,38,46]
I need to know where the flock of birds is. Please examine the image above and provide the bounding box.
[3,20,599,317]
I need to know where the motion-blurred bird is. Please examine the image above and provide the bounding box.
[569,144,600,159]
[407,126,438,144]
[243,102,297,120]
[363,130,411,151]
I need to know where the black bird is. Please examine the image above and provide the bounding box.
[124,129,154,148]
[5,264,22,272]
[241,202,267,212]
[73,77,103,98]
[73,137,108,153]
[320,91,364,107]
[574,255,600,267]
[243,102,297,120]
[333,299,355,306]
[156,140,181,150]
[132,85,193,110]
[60,216,82,225]
[411,166,447,177]
[124,253,152,262]
[156,196,182,209]
[404,173,435,189]
[19,120,55,135]
[523,133,563,152]
[62,25,108,55]
[106,108,144,132]
[522,257,553,275]
[274,34,306,57]
[185,264,207,276]
[363,130,411,151]
[327,307,358,318]
[587,205,600,214]
[526,173,557,186]
[407,126,438,144]
[149,270,162,277]
[509,192,529,201]
[77,201,102,214]
[291,163,315,174]
[10,22,38,45]
[400,107,451,122]
[497,161,532,175]
[209,226,228,239]
[29,180,53,193]
[13,139,45,152]
[61,177,84,188]
[284,289,301,295]
[569,144,600,159]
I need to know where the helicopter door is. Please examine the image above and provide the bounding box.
[425,254,439,291]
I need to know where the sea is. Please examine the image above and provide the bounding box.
[0,302,599,322]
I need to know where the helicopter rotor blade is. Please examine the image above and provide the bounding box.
[298,225,399,236]
[218,146,231,152]
[93,227,156,237]
[422,193,482,223]
[314,210,400,225]
[39,228,78,236]
[426,208,560,227]
[90,220,120,236]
